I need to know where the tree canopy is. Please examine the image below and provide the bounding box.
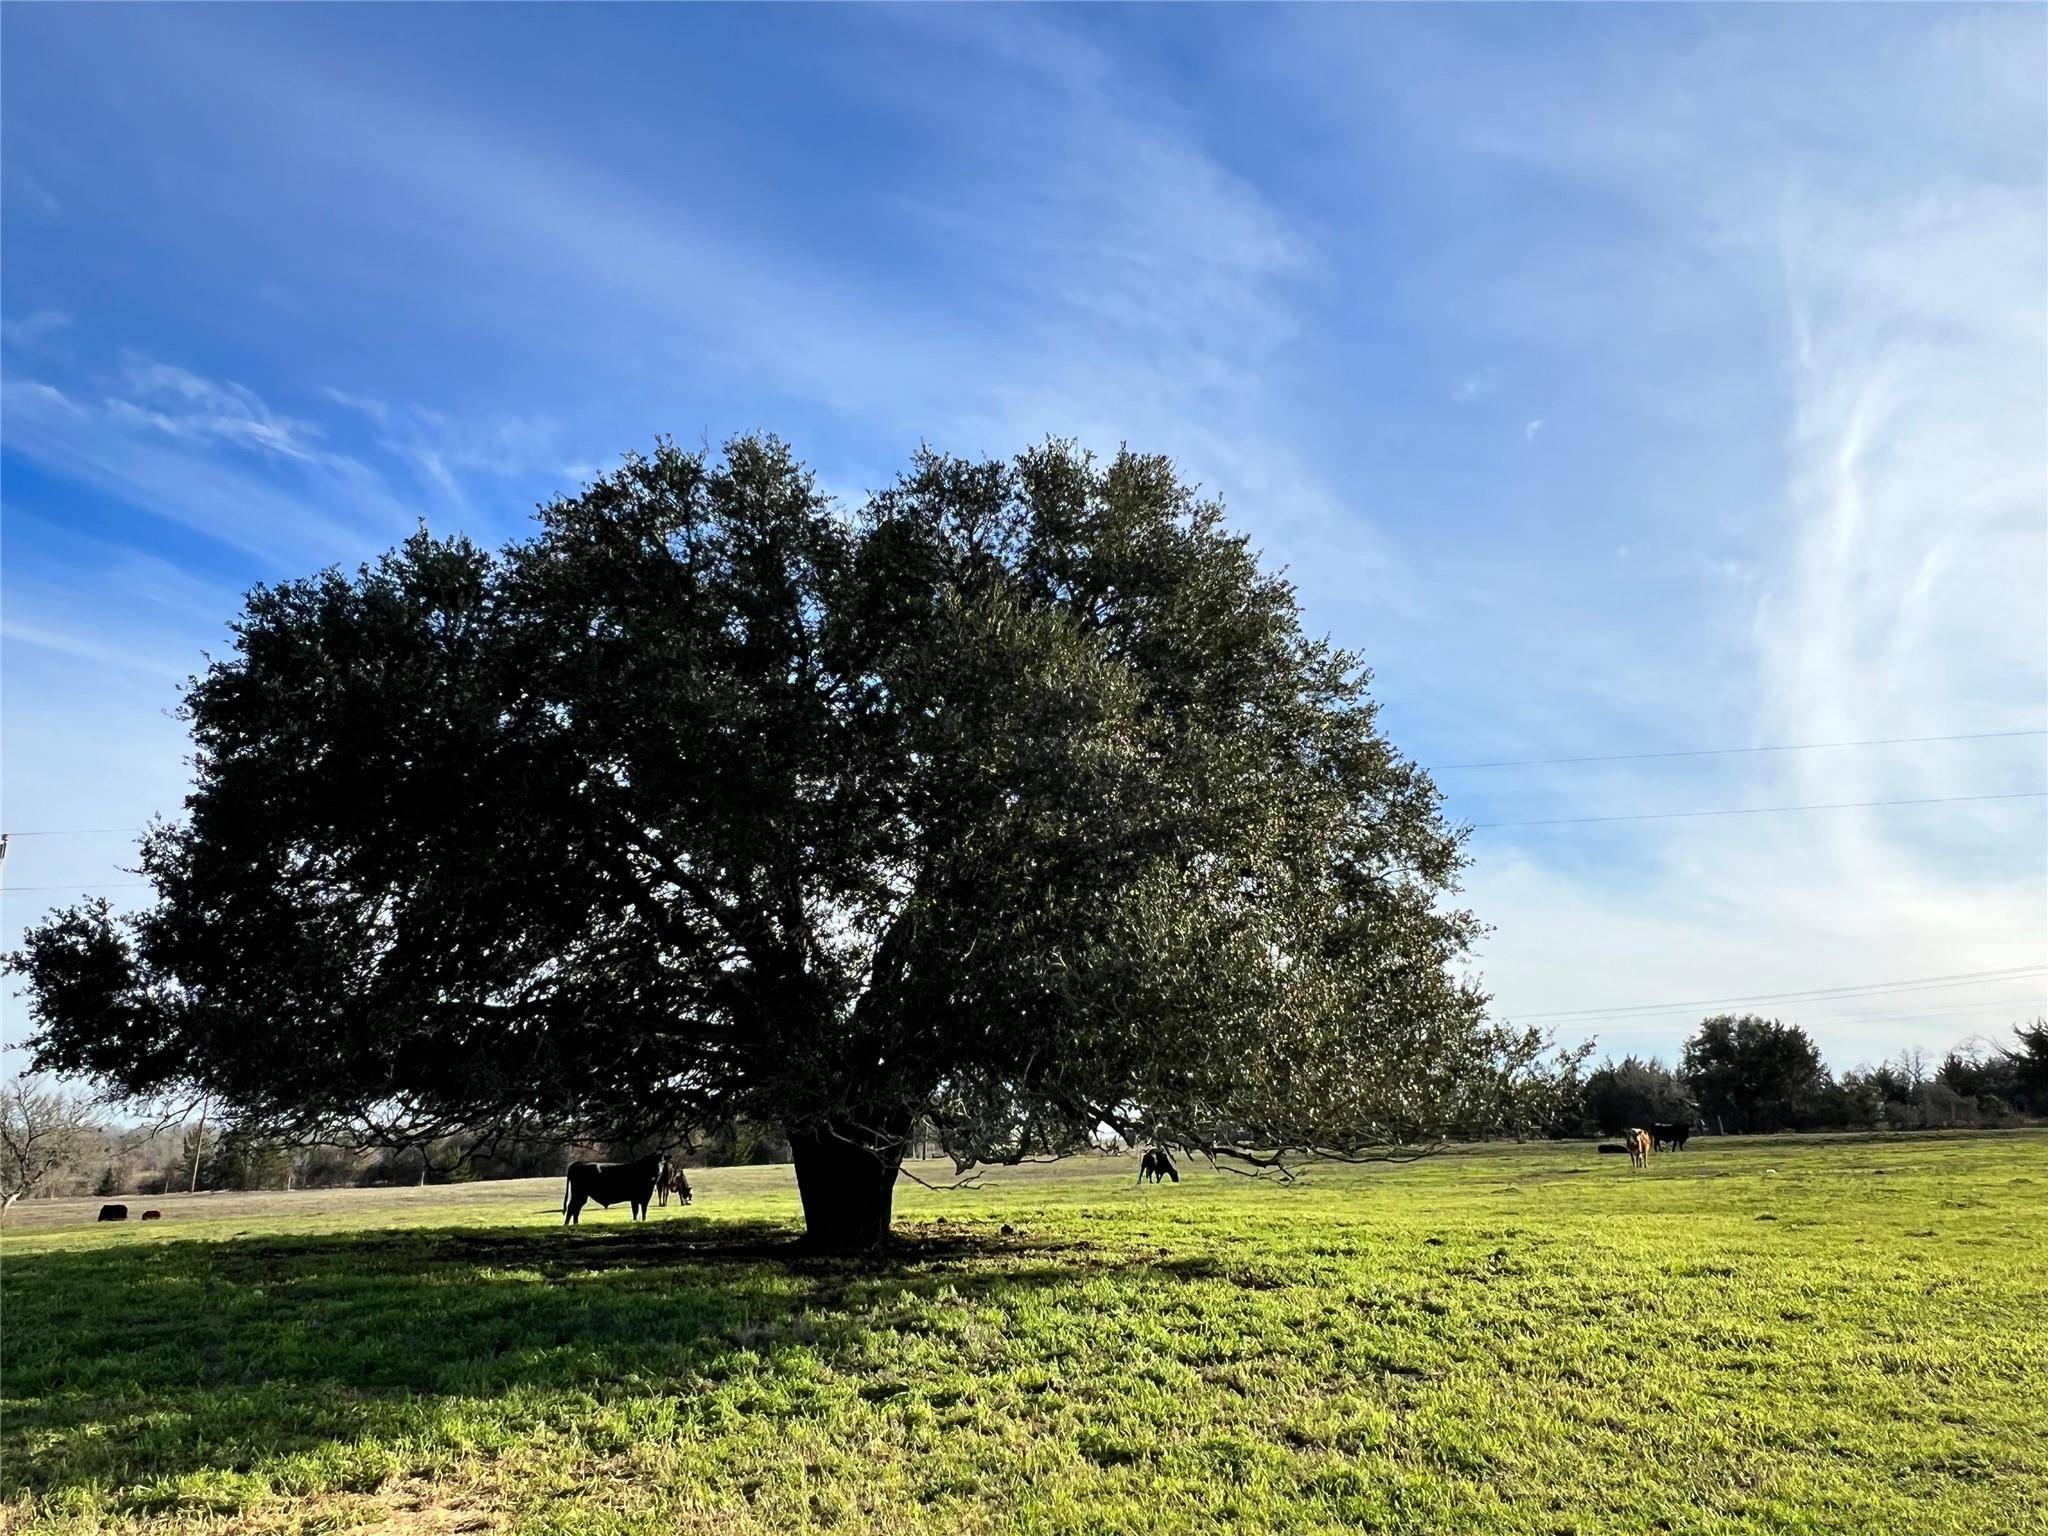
[10,437,1572,1246]
[1681,1014,1828,1133]
[1581,1055,1694,1136]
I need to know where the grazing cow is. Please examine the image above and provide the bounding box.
[1651,1121,1692,1152]
[1624,1128,1652,1169]
[97,1204,128,1222]
[654,1156,693,1208]
[141,1210,163,1220]
[1138,1149,1179,1184]
[561,1151,664,1225]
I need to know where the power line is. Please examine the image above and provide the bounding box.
[0,827,146,838]
[1583,996,2047,1030]
[1736,995,2047,1027]
[1471,790,2046,829]
[1576,982,2043,1022]
[1,883,150,895]
[1511,966,2047,1022]
[1523,969,2046,1021]
[1428,728,2047,771]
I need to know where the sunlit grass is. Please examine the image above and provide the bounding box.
[5,1133,2045,1534]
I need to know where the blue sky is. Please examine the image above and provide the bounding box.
[4,4,2044,1071]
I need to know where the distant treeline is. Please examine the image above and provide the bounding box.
[14,1115,1021,1200]
[1564,1014,2048,1138]
[10,1117,823,1201]
[14,1016,2045,1199]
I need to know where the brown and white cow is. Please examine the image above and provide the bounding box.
[1624,1128,1652,1169]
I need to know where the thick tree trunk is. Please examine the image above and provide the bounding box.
[788,1122,909,1251]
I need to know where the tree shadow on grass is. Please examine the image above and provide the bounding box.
[1,1213,1124,1507]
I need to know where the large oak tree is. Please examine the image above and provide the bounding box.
[11,438,1572,1247]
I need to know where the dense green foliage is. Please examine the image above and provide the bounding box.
[1681,1015,1829,1133]
[5,1133,2044,1534]
[1578,1053,1693,1135]
[10,437,1570,1246]
[1624,1018,2048,1136]
[1941,1024,2048,1115]
[196,1126,293,1193]
[1555,1018,2048,1141]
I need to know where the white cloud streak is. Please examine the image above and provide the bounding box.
[1420,14,2048,1063]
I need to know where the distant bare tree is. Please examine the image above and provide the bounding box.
[0,1074,102,1214]
[1895,1046,1933,1091]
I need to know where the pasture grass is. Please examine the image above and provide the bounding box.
[3,1132,2045,1534]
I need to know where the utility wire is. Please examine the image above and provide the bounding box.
[1471,790,2046,829]
[1588,996,2046,1030]
[1728,995,2047,1027]
[1548,987,2048,1024]
[1522,970,2046,1021]
[1511,966,2047,1022]
[1428,728,2047,771]
[0,827,146,838]
[1,883,150,895]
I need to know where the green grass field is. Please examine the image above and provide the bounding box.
[4,1132,2045,1535]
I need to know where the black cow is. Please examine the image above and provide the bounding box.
[1138,1149,1179,1184]
[1651,1121,1692,1152]
[141,1209,163,1220]
[562,1151,664,1224]
[97,1204,128,1222]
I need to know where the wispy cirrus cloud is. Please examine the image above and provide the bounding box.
[72,3,1377,588]
[1,309,72,351]
[5,345,595,563]
[1,614,191,682]
[109,355,330,462]
[2,361,406,564]
[1334,10,2048,1061]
